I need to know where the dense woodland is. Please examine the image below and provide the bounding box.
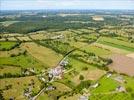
[0,10,134,34]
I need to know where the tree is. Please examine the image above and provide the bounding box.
[79,75,84,80]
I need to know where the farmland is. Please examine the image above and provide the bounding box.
[0,10,134,100]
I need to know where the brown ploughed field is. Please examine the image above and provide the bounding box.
[108,54,134,76]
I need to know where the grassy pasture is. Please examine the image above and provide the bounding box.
[97,37,134,52]
[0,76,41,100]
[21,42,63,68]
[0,41,19,50]
[0,54,44,70]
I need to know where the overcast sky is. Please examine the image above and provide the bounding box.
[1,0,134,10]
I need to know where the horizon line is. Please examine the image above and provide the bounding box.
[1,9,134,11]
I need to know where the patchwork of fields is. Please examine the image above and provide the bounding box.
[0,10,134,100]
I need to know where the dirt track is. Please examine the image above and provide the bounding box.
[108,54,134,76]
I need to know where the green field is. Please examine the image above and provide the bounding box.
[97,37,134,52]
[0,41,19,51]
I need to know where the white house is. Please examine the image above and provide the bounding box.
[79,95,88,100]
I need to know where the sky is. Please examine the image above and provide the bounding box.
[1,0,134,10]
